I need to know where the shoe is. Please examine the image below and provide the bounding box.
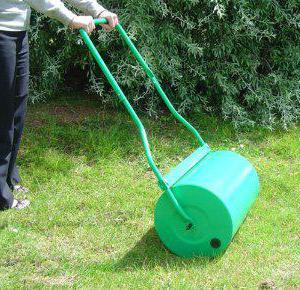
[11,199,30,210]
[14,185,29,194]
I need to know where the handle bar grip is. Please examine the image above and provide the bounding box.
[94,18,108,26]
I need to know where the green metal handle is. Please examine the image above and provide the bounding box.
[92,19,205,147]
[116,24,206,147]
[79,19,203,225]
[94,19,108,25]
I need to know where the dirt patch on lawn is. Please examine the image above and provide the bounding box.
[259,279,276,289]
[29,118,46,128]
[49,105,100,124]
[26,104,103,128]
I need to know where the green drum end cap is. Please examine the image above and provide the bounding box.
[154,187,233,257]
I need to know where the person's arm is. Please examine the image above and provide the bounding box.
[24,0,76,26]
[24,0,96,33]
[66,0,106,19]
[67,0,119,31]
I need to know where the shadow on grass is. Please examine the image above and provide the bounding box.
[113,228,220,271]
[0,221,9,230]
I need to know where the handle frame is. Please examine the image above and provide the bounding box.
[79,19,207,225]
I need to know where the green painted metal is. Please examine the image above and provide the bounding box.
[79,19,260,257]
[94,19,107,25]
[116,24,206,147]
[162,144,211,189]
[80,20,194,224]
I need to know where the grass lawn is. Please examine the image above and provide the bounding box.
[0,96,299,288]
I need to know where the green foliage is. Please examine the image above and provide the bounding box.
[29,0,300,128]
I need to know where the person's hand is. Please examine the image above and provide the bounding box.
[98,10,119,32]
[69,16,95,34]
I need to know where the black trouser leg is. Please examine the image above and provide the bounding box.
[0,31,29,210]
[7,33,29,190]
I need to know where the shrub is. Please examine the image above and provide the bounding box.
[29,0,300,128]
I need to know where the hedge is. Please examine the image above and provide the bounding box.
[29,0,300,128]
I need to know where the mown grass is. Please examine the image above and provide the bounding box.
[0,97,299,288]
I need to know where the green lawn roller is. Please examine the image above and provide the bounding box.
[79,19,260,257]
